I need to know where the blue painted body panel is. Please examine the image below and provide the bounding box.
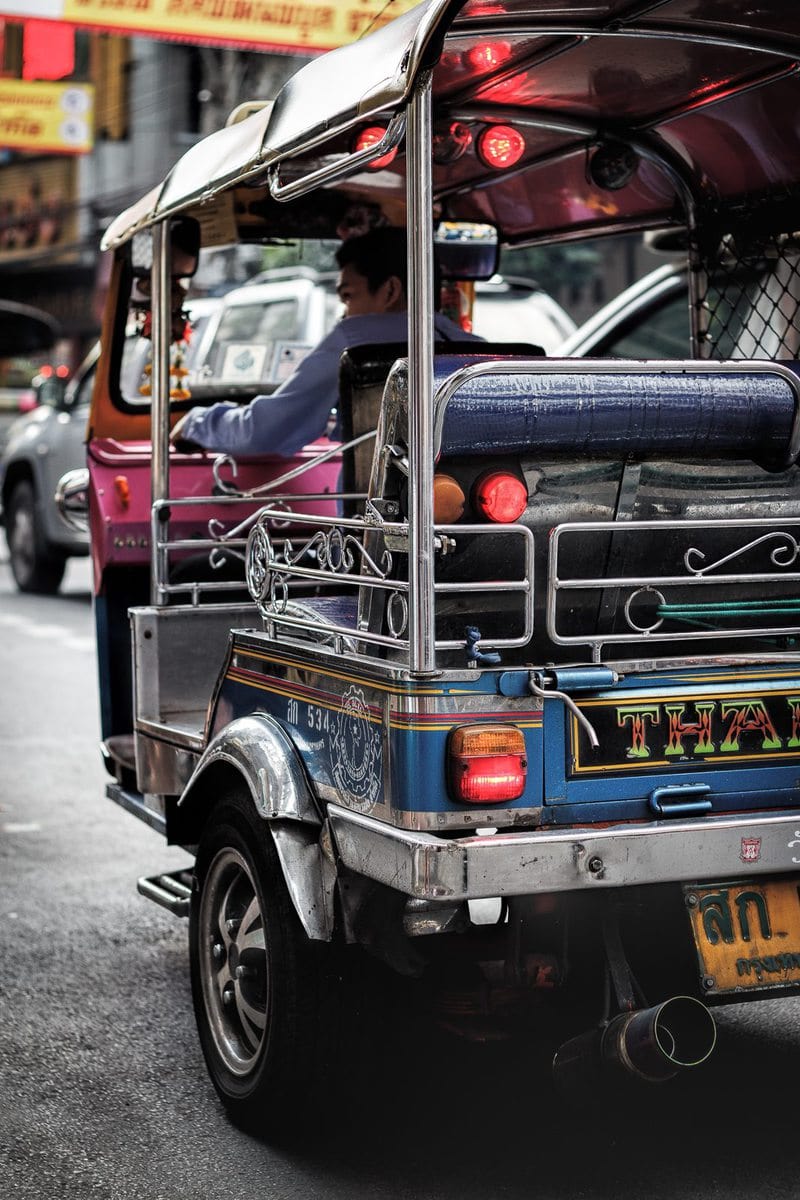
[212,637,544,826]
[543,662,800,820]
[210,633,800,830]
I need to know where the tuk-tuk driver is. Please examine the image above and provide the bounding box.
[170,226,482,458]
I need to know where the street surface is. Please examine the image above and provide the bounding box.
[1,550,799,1199]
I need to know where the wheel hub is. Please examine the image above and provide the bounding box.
[198,847,268,1076]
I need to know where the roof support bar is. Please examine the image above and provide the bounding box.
[151,220,172,605]
[406,71,436,676]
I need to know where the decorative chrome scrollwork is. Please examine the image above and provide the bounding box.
[212,453,241,495]
[685,531,800,576]
[387,590,408,639]
[623,585,666,634]
[245,523,273,605]
[246,514,394,617]
[266,524,393,581]
[265,500,294,530]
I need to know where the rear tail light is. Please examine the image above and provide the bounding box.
[448,724,527,804]
[476,124,525,169]
[353,126,398,170]
[473,470,528,522]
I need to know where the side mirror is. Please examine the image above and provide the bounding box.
[130,215,201,280]
[55,467,89,534]
[435,221,499,281]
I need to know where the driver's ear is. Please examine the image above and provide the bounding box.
[383,274,404,310]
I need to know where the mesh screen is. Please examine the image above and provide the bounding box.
[693,192,800,361]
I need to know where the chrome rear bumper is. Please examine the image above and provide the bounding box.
[327,805,800,900]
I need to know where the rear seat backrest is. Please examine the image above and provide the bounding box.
[338,341,545,509]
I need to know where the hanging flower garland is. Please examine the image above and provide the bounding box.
[136,310,193,401]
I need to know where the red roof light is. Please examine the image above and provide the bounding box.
[477,124,526,170]
[465,42,512,72]
[353,126,398,170]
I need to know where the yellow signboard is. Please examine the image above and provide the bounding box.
[0,80,94,154]
[59,0,422,52]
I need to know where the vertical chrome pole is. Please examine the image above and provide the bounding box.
[686,201,708,360]
[150,220,172,604]
[406,72,436,675]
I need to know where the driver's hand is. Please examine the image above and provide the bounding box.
[170,414,203,452]
[170,413,188,443]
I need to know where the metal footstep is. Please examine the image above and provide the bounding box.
[137,869,194,917]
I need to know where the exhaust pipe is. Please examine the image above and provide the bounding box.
[553,996,717,1094]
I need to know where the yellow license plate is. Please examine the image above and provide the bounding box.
[685,877,800,995]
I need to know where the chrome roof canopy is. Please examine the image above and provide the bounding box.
[102,0,457,249]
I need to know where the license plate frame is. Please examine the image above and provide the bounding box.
[684,877,800,996]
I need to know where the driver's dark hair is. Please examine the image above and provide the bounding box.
[336,227,408,295]
[336,225,444,302]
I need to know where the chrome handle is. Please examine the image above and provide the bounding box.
[649,783,712,817]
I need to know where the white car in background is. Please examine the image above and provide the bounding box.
[188,267,576,396]
[472,273,576,349]
[0,299,220,593]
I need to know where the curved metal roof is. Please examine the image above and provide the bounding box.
[102,0,454,249]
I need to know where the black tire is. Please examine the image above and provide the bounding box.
[189,789,348,1132]
[6,479,66,594]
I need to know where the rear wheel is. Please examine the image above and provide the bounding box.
[189,789,347,1131]
[6,479,66,594]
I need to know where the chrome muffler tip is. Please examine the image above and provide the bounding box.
[552,995,717,1094]
[605,995,717,1082]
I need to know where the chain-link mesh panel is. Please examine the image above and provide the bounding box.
[692,192,800,361]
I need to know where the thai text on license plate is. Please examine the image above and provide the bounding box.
[685,878,800,995]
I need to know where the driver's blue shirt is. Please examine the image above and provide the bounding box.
[175,310,482,457]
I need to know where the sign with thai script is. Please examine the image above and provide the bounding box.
[685,878,800,994]
[0,79,94,153]
[0,1,422,52]
[570,687,800,774]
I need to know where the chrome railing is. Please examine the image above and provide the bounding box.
[150,486,535,664]
[549,516,800,661]
[245,504,535,658]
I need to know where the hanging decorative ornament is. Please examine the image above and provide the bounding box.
[137,315,193,400]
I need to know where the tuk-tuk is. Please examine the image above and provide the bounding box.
[78,0,800,1128]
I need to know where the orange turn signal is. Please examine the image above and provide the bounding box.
[113,474,130,509]
[433,473,466,523]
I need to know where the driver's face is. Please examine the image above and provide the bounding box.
[336,263,399,317]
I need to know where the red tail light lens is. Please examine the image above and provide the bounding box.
[473,470,528,523]
[448,724,527,804]
[353,126,398,170]
[477,124,525,169]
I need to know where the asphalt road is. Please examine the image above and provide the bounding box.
[1,551,800,1199]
